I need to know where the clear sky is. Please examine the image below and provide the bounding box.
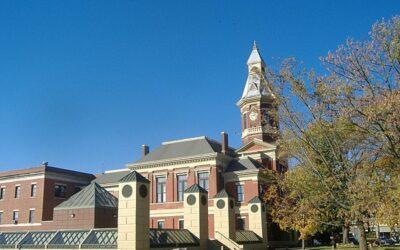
[0,1,398,173]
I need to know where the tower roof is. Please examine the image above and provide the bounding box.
[54,182,118,210]
[247,41,265,66]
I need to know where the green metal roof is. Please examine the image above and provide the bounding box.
[149,229,199,248]
[248,196,263,203]
[47,230,90,249]
[81,229,117,249]
[0,228,200,249]
[119,171,149,183]
[18,231,57,248]
[235,230,263,244]
[55,182,118,210]
[184,184,208,193]
[214,189,231,198]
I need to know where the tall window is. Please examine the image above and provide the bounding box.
[31,184,37,197]
[157,220,165,229]
[156,177,166,203]
[0,212,3,224]
[54,184,67,198]
[29,210,35,223]
[243,113,248,129]
[197,172,209,191]
[12,211,19,222]
[14,186,21,198]
[177,174,187,201]
[236,184,244,202]
[0,188,5,200]
[179,220,184,229]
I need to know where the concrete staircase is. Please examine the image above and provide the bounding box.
[208,239,230,250]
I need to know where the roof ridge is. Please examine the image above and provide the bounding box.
[162,136,207,145]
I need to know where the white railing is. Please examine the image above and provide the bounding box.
[214,231,242,250]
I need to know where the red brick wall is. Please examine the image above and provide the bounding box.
[0,178,45,225]
[42,178,89,221]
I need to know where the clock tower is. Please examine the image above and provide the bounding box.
[237,42,278,145]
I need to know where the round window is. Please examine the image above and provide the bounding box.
[201,195,207,206]
[216,199,225,209]
[139,184,148,198]
[229,200,234,209]
[187,194,196,205]
[251,204,259,213]
[122,185,133,198]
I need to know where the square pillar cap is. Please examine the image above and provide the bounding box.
[184,184,208,194]
[213,189,232,199]
[119,170,150,183]
[248,196,263,203]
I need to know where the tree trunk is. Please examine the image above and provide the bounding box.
[342,225,350,244]
[357,222,368,250]
[301,238,305,250]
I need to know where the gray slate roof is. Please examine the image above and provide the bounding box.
[119,171,149,183]
[55,182,118,210]
[225,157,264,172]
[135,136,236,164]
[93,170,130,185]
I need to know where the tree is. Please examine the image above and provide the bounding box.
[264,16,400,250]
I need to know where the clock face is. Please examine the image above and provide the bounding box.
[249,111,258,121]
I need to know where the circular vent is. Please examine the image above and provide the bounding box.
[187,194,196,205]
[216,199,225,209]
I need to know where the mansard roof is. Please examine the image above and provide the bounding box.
[133,136,236,164]
[55,182,118,210]
[225,157,264,172]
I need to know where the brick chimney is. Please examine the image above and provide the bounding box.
[142,145,149,157]
[221,132,228,154]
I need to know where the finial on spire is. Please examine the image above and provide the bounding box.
[253,40,257,50]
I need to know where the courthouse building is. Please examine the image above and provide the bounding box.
[0,43,295,249]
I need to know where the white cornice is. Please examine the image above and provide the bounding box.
[126,153,219,170]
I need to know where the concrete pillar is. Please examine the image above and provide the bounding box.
[213,189,236,241]
[184,184,208,250]
[248,196,267,243]
[118,171,150,250]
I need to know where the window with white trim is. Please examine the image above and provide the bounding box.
[236,184,244,202]
[14,186,21,198]
[177,174,187,202]
[157,220,165,229]
[31,184,37,197]
[0,188,5,200]
[12,211,19,222]
[156,177,166,203]
[29,209,35,223]
[54,184,67,198]
[197,172,209,191]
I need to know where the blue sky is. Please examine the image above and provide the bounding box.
[0,0,398,173]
